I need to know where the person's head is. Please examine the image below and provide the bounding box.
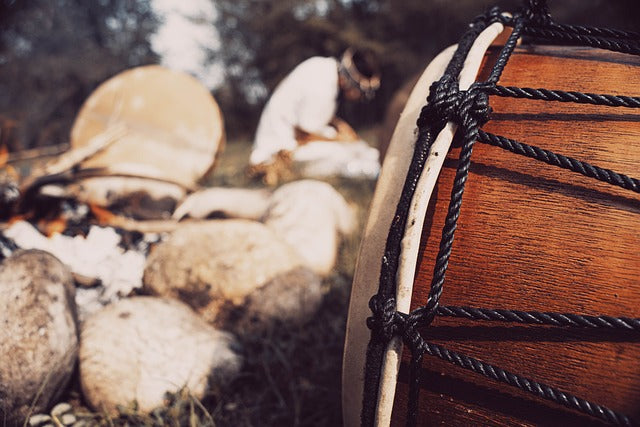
[338,47,381,102]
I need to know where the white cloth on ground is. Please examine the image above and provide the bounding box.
[293,140,380,179]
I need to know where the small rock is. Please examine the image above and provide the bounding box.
[238,266,323,330]
[5,221,146,321]
[50,402,72,419]
[263,180,356,275]
[28,414,52,427]
[143,220,311,323]
[0,250,78,424]
[60,413,77,426]
[79,297,242,415]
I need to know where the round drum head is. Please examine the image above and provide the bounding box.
[70,65,224,189]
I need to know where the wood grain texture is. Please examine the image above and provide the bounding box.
[392,45,640,425]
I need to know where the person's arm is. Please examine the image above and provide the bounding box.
[328,117,359,142]
[295,117,359,145]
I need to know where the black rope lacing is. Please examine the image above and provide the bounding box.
[477,130,640,193]
[361,1,640,426]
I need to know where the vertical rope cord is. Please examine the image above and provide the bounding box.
[401,14,523,426]
[410,11,523,332]
[406,344,425,427]
[360,10,494,426]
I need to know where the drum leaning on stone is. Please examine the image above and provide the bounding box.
[70,65,225,214]
[343,17,640,427]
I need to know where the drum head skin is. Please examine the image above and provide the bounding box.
[70,65,224,192]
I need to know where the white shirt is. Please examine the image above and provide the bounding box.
[250,57,339,165]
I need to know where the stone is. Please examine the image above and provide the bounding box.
[237,266,323,330]
[5,220,146,322]
[0,250,78,425]
[28,414,52,427]
[143,220,324,326]
[262,180,356,275]
[79,297,242,415]
[50,402,72,420]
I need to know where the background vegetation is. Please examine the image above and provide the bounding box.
[1,0,639,149]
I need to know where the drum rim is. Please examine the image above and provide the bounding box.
[341,21,506,427]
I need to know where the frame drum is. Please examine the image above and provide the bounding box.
[343,13,640,427]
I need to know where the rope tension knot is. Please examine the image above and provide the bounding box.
[423,75,492,129]
[367,295,403,343]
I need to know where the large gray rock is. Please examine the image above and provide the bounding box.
[235,266,323,330]
[143,220,323,326]
[79,296,242,415]
[0,250,78,424]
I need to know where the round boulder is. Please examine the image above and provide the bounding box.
[79,296,242,415]
[0,250,78,424]
[236,265,323,330]
[263,180,356,276]
[143,219,323,326]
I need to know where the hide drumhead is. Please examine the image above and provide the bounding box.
[70,65,224,189]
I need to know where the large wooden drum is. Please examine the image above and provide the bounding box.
[343,9,640,427]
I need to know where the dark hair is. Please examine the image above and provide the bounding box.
[351,48,380,79]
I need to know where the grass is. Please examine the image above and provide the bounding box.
[56,137,377,426]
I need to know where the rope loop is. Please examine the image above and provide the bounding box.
[471,6,503,28]
[424,76,492,128]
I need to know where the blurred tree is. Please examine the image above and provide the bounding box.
[0,0,158,150]
[1,0,638,146]
[214,0,639,139]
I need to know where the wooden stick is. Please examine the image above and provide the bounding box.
[41,123,128,176]
[6,143,70,164]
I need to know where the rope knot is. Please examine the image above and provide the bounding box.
[367,295,401,343]
[424,77,492,128]
[463,83,492,127]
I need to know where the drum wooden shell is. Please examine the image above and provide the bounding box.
[344,28,640,426]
